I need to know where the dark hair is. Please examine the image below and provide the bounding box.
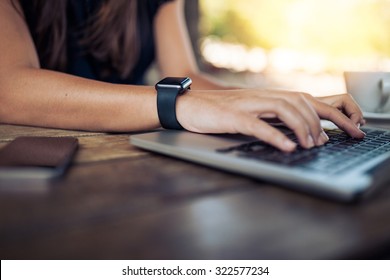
[13,0,139,78]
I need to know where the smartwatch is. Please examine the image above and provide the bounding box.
[155,77,192,130]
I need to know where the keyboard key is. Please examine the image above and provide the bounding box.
[217,128,390,174]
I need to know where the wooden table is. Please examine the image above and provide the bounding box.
[1,124,390,260]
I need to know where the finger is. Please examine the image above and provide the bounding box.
[277,92,326,146]
[236,114,297,152]
[340,95,366,127]
[318,94,365,127]
[314,102,365,138]
[251,97,316,149]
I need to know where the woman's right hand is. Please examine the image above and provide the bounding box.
[176,89,366,152]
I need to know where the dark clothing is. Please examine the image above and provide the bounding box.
[19,0,173,85]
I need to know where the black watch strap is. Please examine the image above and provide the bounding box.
[157,87,184,130]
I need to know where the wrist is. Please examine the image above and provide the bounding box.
[155,77,192,130]
[175,89,209,132]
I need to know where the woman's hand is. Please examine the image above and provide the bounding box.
[176,89,365,152]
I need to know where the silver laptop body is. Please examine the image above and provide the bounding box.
[130,127,390,202]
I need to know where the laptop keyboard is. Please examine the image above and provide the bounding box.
[217,128,390,174]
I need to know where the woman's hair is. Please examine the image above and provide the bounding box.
[14,0,139,78]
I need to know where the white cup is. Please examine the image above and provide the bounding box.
[344,71,390,113]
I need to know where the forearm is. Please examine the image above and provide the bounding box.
[0,68,160,132]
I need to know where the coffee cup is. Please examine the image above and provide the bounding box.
[344,71,390,113]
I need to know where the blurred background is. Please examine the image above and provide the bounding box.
[188,0,390,96]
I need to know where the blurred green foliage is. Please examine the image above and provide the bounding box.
[200,0,390,56]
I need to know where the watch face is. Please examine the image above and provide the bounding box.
[156,77,192,90]
[160,77,185,85]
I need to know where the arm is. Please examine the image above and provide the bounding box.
[154,0,230,90]
[153,0,366,151]
[0,0,365,152]
[0,0,159,132]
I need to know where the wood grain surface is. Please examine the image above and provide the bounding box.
[1,124,390,259]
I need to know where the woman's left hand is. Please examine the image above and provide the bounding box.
[313,93,366,134]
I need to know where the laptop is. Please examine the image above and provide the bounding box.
[130,124,390,202]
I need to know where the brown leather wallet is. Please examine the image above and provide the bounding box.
[0,136,79,179]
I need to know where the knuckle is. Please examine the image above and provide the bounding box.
[327,107,339,118]
[296,92,310,100]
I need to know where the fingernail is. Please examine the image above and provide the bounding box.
[307,135,315,148]
[283,139,297,151]
[316,131,329,146]
[321,131,329,142]
[356,123,360,129]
